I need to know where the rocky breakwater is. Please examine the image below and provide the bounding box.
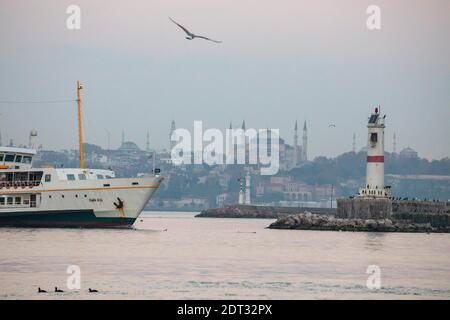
[196,205,336,219]
[268,212,450,233]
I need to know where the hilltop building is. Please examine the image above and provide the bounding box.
[399,147,418,159]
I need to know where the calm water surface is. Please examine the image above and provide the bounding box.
[1,211,449,299]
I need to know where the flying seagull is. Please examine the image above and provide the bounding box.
[328,123,336,128]
[169,17,222,43]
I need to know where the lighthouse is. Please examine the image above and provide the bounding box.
[245,174,251,205]
[238,178,246,205]
[359,107,391,198]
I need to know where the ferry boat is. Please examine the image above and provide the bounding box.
[0,82,163,228]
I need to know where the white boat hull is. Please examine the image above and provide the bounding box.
[0,176,163,228]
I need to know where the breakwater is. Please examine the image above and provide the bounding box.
[196,205,336,219]
[268,212,450,233]
[269,199,450,233]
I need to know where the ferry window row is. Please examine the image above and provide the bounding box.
[49,194,88,199]
[0,171,43,182]
[65,173,110,180]
[0,196,29,206]
[0,154,32,164]
[67,173,87,181]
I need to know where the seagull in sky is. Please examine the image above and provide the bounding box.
[169,17,222,43]
[328,124,336,128]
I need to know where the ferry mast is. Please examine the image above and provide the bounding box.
[76,81,84,168]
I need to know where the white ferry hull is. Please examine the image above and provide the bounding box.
[0,176,163,228]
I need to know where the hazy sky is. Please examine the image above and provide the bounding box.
[0,0,449,160]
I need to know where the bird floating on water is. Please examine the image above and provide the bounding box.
[169,17,222,43]
[54,287,64,293]
[38,287,47,293]
[89,288,98,293]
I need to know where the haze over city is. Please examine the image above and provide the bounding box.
[0,0,449,159]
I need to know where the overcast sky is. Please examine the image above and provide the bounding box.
[0,0,449,160]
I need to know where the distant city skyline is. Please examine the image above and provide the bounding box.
[0,0,449,160]
[0,119,431,161]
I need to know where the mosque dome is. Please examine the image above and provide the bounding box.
[118,141,140,152]
[399,147,418,158]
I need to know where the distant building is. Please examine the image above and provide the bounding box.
[293,120,301,167]
[302,121,308,162]
[291,120,308,166]
[118,141,141,153]
[399,147,418,158]
[255,175,333,205]
[169,120,176,151]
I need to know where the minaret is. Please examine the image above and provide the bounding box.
[121,129,125,145]
[241,120,248,161]
[294,120,300,166]
[393,133,397,154]
[359,107,390,198]
[146,129,150,152]
[352,133,356,153]
[302,121,308,162]
[169,120,176,150]
[245,174,251,205]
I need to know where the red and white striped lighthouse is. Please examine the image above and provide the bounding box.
[359,107,391,198]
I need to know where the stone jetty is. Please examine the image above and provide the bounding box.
[266,198,450,233]
[268,212,450,233]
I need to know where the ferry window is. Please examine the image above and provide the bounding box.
[7,197,13,205]
[15,155,22,163]
[0,154,4,161]
[23,156,32,164]
[45,174,51,182]
[106,175,112,179]
[23,199,29,205]
[29,171,43,182]
[67,174,76,181]
[5,154,14,162]
[15,197,21,205]
[97,174,104,180]
[0,198,4,205]
[78,174,86,180]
